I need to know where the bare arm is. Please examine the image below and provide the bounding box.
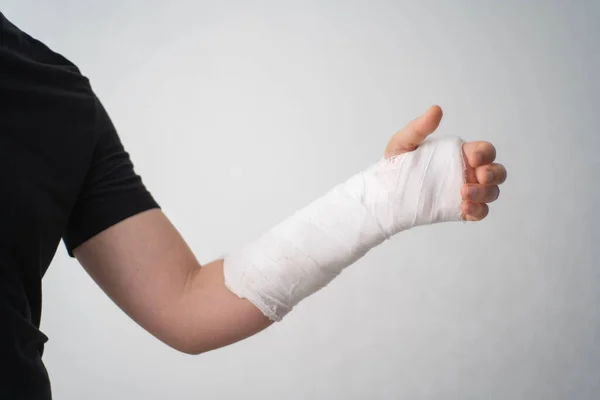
[74,208,271,354]
[74,106,505,355]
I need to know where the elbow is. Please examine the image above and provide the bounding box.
[178,345,209,356]
[163,328,254,356]
[166,337,211,356]
[163,330,236,355]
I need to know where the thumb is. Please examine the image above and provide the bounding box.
[384,105,444,158]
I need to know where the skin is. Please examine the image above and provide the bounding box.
[74,105,507,355]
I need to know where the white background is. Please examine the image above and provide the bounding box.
[3,1,599,399]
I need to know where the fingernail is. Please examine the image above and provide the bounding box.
[486,170,494,183]
[468,187,479,199]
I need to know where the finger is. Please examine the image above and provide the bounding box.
[384,105,443,158]
[461,202,489,221]
[463,152,478,184]
[461,184,500,203]
[462,141,496,167]
[475,163,507,185]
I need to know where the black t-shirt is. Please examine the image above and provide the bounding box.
[0,13,160,399]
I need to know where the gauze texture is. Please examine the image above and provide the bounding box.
[224,136,465,321]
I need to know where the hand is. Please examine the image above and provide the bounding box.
[384,105,507,221]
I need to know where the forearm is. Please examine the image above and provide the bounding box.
[223,136,465,321]
[167,136,464,353]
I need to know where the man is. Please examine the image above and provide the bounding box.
[0,12,506,399]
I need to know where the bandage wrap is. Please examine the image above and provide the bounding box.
[224,136,465,321]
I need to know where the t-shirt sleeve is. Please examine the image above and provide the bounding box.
[63,97,160,257]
